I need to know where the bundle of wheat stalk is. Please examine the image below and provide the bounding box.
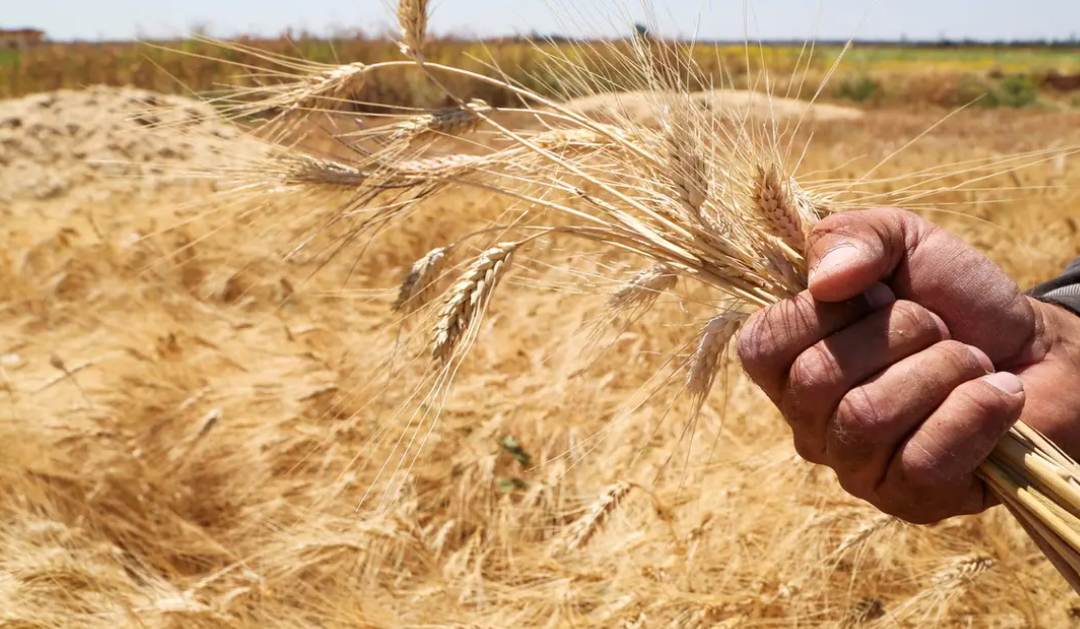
[200,0,1080,594]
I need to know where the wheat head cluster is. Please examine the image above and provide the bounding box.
[3,1,1080,628]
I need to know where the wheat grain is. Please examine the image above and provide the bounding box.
[395,246,450,314]
[753,164,807,252]
[609,263,678,313]
[433,243,519,362]
[687,312,747,400]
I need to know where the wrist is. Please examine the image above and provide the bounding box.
[1030,297,1080,367]
[1016,297,1080,458]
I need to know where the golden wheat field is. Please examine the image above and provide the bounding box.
[2,30,1080,629]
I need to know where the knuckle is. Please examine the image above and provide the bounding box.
[930,340,981,373]
[790,343,843,397]
[872,487,945,525]
[891,300,948,341]
[736,309,771,373]
[833,388,884,447]
[792,434,826,465]
[952,382,1011,420]
[900,449,952,491]
[834,471,873,502]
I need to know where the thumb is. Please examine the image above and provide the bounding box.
[805,207,930,303]
[804,207,1037,366]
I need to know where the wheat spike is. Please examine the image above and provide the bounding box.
[830,514,893,559]
[560,482,633,552]
[288,62,367,110]
[929,554,995,590]
[609,263,678,313]
[389,99,493,144]
[687,313,747,400]
[395,246,450,313]
[754,163,807,252]
[433,243,519,362]
[398,0,431,58]
[279,155,369,187]
[276,153,491,190]
[235,62,367,118]
[662,110,710,224]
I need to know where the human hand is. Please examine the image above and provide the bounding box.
[737,207,1080,524]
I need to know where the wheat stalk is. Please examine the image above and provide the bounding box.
[433,243,519,362]
[878,554,996,625]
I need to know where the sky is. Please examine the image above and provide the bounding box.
[5,0,1080,43]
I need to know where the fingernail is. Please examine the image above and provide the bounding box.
[863,283,896,310]
[810,244,860,283]
[984,372,1024,396]
[968,346,995,374]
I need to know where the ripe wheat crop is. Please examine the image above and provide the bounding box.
[74,3,1079,627]
[180,0,1080,596]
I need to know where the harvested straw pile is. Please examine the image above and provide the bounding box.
[0,86,253,201]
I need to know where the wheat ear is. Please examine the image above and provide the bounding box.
[929,554,995,590]
[829,514,894,560]
[687,313,747,401]
[662,113,711,225]
[609,263,679,313]
[754,164,807,252]
[433,243,519,362]
[290,62,367,110]
[395,246,450,314]
[389,99,493,144]
[398,0,430,58]
[560,482,633,552]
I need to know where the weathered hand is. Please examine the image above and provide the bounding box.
[737,207,1080,524]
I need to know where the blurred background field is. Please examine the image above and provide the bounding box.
[4,35,1080,109]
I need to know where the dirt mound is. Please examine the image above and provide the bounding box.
[0,86,256,201]
[563,89,863,128]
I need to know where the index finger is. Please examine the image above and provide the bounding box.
[736,283,895,402]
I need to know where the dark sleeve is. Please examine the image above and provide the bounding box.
[1029,257,1080,316]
